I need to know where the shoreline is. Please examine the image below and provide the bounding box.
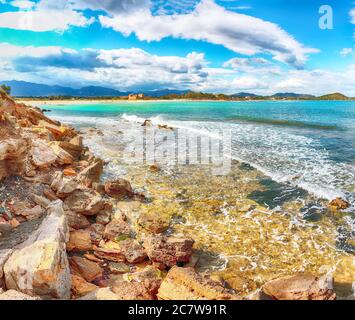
[16,98,348,107]
[0,90,353,300]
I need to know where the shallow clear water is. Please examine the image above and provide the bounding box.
[40,100,355,295]
[46,100,355,204]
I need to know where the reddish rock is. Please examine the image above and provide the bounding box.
[104,179,133,199]
[65,211,90,230]
[69,256,103,282]
[119,239,147,264]
[104,220,131,241]
[144,235,194,268]
[71,274,98,298]
[77,159,103,187]
[329,198,350,210]
[67,230,92,252]
[64,189,105,216]
[138,212,170,234]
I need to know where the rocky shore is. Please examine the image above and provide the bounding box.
[0,88,354,300]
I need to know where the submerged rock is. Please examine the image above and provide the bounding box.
[261,274,336,300]
[329,198,350,210]
[158,267,237,300]
[333,256,355,299]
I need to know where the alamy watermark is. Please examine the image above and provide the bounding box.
[122,127,232,176]
[319,5,334,29]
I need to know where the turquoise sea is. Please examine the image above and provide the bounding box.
[45,100,355,246]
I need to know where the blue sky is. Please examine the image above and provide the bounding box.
[0,0,354,95]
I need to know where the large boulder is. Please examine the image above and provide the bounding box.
[144,235,194,268]
[3,200,71,299]
[158,267,237,300]
[261,274,336,300]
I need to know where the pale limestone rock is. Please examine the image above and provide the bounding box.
[262,274,336,300]
[30,139,57,168]
[158,267,237,300]
[0,289,41,300]
[50,143,74,165]
[78,287,120,300]
[4,200,71,299]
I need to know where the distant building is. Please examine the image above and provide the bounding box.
[128,93,144,100]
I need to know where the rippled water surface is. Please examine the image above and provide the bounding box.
[42,100,354,296]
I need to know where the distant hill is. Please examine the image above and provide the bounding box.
[0,81,126,97]
[231,92,260,98]
[0,80,352,100]
[271,92,316,99]
[317,92,349,100]
[0,80,190,98]
[145,89,190,97]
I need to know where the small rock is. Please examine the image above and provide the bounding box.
[104,220,131,241]
[65,210,90,230]
[138,212,170,234]
[30,139,57,168]
[69,256,103,283]
[63,168,77,177]
[104,179,133,199]
[329,198,350,210]
[77,159,103,187]
[67,230,92,252]
[71,274,98,298]
[64,189,105,216]
[142,120,152,127]
[119,239,147,264]
[108,262,131,274]
[144,235,195,268]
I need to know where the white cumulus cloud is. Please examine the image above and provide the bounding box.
[98,0,317,68]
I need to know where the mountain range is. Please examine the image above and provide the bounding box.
[0,80,350,100]
[0,81,191,98]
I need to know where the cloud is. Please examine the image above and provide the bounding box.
[340,48,353,57]
[98,0,317,68]
[350,8,355,24]
[1,42,354,97]
[0,0,94,31]
[10,0,35,9]
[37,0,150,14]
[0,43,208,89]
[0,9,93,32]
